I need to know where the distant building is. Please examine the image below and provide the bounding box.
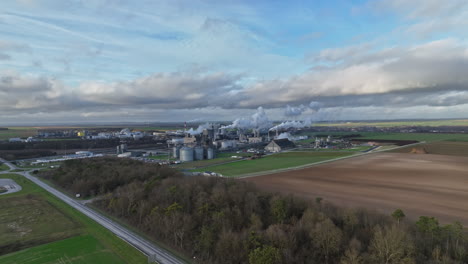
[248,137,263,144]
[264,138,296,153]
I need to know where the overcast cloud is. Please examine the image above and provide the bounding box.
[1,0,468,124]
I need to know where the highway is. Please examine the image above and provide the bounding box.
[0,158,184,264]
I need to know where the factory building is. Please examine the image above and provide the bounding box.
[264,138,295,153]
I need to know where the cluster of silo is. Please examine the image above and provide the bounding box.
[116,144,128,154]
[176,146,216,162]
[180,146,194,162]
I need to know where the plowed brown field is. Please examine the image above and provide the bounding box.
[245,153,468,224]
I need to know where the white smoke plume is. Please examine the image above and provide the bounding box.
[276,132,309,141]
[187,123,213,135]
[269,119,312,131]
[221,107,272,130]
[277,132,292,140]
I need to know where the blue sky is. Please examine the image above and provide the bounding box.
[1,0,468,124]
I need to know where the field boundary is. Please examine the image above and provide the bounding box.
[237,141,425,179]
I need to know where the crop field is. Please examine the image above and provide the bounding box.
[314,119,468,127]
[193,151,354,177]
[245,152,468,225]
[390,141,468,157]
[0,128,38,140]
[0,235,125,264]
[0,174,146,264]
[0,195,82,254]
[298,131,468,142]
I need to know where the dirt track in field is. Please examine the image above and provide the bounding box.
[245,153,468,224]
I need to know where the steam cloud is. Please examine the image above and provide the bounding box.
[221,107,272,130]
[269,119,312,131]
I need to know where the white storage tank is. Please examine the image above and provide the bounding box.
[172,145,181,158]
[194,146,204,160]
[207,148,215,159]
[180,147,194,162]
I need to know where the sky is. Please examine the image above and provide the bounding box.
[1,0,468,125]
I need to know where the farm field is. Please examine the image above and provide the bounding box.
[245,152,468,225]
[0,128,38,140]
[0,195,81,255]
[314,119,468,127]
[390,141,468,157]
[0,174,146,264]
[0,235,125,264]
[193,151,354,177]
[298,131,468,142]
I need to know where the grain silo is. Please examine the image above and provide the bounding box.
[180,147,194,162]
[194,146,204,160]
[172,145,181,158]
[207,147,215,160]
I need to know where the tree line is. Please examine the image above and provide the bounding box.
[41,158,467,264]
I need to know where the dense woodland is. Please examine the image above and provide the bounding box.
[42,158,468,264]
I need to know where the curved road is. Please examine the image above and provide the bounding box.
[0,158,184,264]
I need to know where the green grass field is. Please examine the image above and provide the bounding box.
[0,128,38,140]
[0,164,9,171]
[0,235,126,264]
[292,146,373,152]
[0,195,82,254]
[193,151,354,177]
[0,174,147,264]
[298,131,468,143]
[175,157,236,169]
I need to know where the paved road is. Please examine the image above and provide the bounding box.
[0,158,184,264]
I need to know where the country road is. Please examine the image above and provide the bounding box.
[0,158,184,264]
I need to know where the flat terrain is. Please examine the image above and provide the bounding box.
[297,132,468,143]
[245,152,468,224]
[0,128,38,140]
[0,164,10,171]
[390,141,468,157]
[0,235,125,264]
[0,195,81,254]
[194,151,354,177]
[0,174,146,264]
[314,119,468,127]
[0,179,22,195]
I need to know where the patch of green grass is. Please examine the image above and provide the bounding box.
[193,151,354,177]
[0,195,82,255]
[292,146,373,152]
[216,152,252,158]
[0,164,10,171]
[298,131,468,142]
[0,127,37,140]
[0,235,126,264]
[0,174,147,264]
[175,157,236,169]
